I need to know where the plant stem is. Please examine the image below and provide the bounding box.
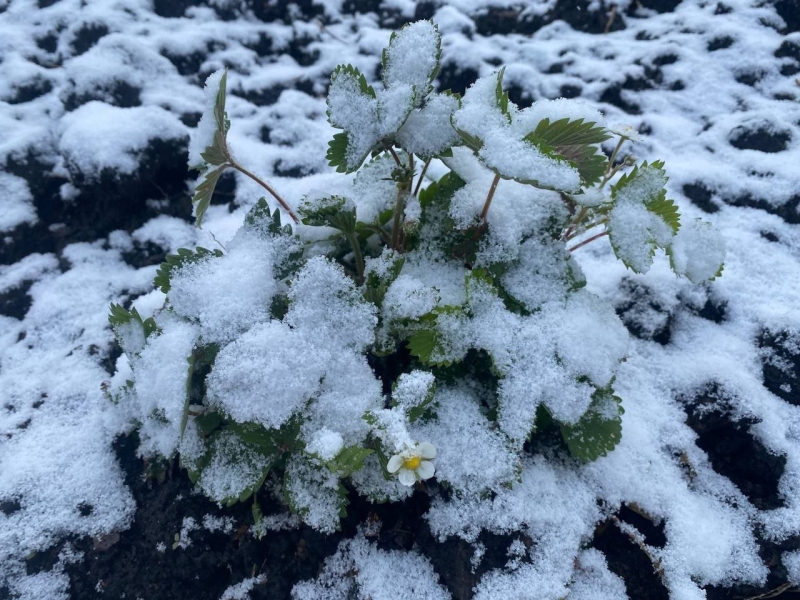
[345,231,365,282]
[391,186,406,251]
[480,173,501,222]
[228,158,300,223]
[568,231,608,252]
[413,157,431,197]
[563,206,588,240]
[385,144,402,166]
[566,218,607,241]
[606,137,625,175]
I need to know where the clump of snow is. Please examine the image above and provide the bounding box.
[0,173,36,233]
[396,93,461,158]
[220,575,266,600]
[206,320,324,430]
[306,428,345,462]
[168,230,286,343]
[126,316,199,458]
[292,532,451,600]
[382,20,440,101]
[670,218,726,283]
[59,102,187,180]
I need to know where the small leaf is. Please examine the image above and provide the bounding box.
[153,247,223,294]
[381,20,442,102]
[330,446,373,476]
[560,387,624,462]
[523,118,611,186]
[192,165,227,228]
[645,194,680,235]
[298,195,357,233]
[195,411,223,436]
[179,348,198,441]
[326,131,351,174]
[495,67,511,123]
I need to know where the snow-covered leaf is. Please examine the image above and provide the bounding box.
[559,387,624,462]
[153,246,224,294]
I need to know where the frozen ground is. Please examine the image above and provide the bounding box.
[0,0,799,598]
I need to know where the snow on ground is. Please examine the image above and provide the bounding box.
[0,0,799,598]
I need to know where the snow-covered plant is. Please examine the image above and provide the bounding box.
[108,21,725,534]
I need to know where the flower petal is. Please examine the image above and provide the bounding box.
[417,460,435,480]
[398,468,417,487]
[418,441,436,459]
[387,454,403,473]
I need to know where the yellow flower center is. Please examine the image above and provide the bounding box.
[402,456,421,470]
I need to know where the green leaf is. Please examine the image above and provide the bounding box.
[645,194,680,235]
[326,131,350,174]
[418,171,466,209]
[108,303,160,348]
[329,446,373,477]
[108,303,141,329]
[213,69,229,133]
[245,197,293,236]
[153,246,224,294]
[363,255,404,307]
[607,160,679,273]
[298,195,357,233]
[179,349,197,441]
[192,165,227,228]
[523,118,611,186]
[560,387,624,462]
[495,67,511,122]
[194,411,223,436]
[200,130,228,167]
[381,20,442,100]
[227,418,302,456]
[406,313,459,367]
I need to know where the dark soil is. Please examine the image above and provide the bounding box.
[615,278,673,345]
[684,384,786,511]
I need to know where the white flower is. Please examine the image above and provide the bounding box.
[609,124,644,143]
[387,442,436,486]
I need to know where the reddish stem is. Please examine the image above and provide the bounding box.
[568,231,609,252]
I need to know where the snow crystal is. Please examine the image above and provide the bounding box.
[568,549,628,600]
[301,351,382,446]
[392,370,436,413]
[284,456,345,534]
[452,72,582,192]
[555,290,629,388]
[202,514,235,533]
[784,550,800,586]
[350,454,413,503]
[188,68,226,169]
[197,431,273,504]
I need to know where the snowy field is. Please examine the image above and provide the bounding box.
[1,0,800,598]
